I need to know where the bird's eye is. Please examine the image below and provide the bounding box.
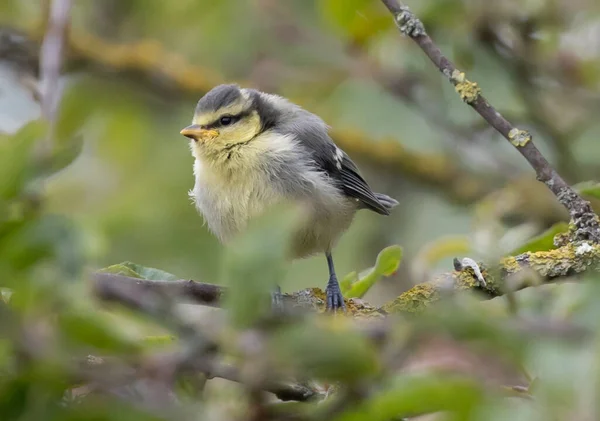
[220,116,233,126]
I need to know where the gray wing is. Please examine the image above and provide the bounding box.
[337,152,391,215]
[275,111,390,215]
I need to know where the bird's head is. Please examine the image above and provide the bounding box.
[181,84,276,159]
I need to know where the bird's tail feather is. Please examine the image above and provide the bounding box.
[374,193,399,212]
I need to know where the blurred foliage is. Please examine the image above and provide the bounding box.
[100,261,179,281]
[1,0,600,420]
[509,222,568,255]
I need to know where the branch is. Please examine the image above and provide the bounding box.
[91,272,223,308]
[192,360,323,402]
[90,242,600,317]
[78,353,323,403]
[39,0,71,128]
[379,0,600,243]
[383,242,600,313]
[90,274,323,403]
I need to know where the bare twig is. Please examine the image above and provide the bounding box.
[92,273,321,403]
[39,0,71,126]
[197,361,322,402]
[379,0,600,243]
[77,353,323,405]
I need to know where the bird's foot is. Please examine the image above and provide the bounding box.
[325,277,346,312]
[271,285,285,314]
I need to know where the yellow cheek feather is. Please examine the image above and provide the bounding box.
[190,111,263,169]
[219,112,261,145]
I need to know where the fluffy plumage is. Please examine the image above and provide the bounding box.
[182,84,398,310]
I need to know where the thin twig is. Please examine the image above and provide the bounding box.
[379,0,600,243]
[200,361,322,402]
[39,0,71,126]
[92,274,320,402]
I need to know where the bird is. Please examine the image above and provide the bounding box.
[180,84,398,311]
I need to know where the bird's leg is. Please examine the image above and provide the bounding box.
[325,252,346,311]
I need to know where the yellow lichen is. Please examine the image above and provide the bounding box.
[451,70,481,103]
[295,288,382,317]
[380,281,441,314]
[381,243,600,315]
[454,268,483,289]
[500,256,521,274]
[508,128,532,147]
[285,243,600,317]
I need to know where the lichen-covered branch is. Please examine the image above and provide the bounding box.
[379,0,600,243]
[383,242,600,313]
[294,242,600,315]
[91,242,600,318]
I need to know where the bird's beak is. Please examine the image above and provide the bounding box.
[180,125,219,141]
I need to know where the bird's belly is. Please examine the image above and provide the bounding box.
[192,163,282,243]
[194,186,282,243]
[192,159,358,255]
[290,200,357,258]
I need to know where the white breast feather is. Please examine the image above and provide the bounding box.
[190,129,357,255]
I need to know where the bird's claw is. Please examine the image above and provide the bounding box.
[325,279,346,312]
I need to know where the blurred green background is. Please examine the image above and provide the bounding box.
[1,0,600,305]
[3,1,600,421]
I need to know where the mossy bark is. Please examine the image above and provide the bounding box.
[287,243,600,316]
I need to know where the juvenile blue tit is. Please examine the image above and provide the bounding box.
[181,84,398,311]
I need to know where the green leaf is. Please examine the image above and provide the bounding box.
[120,261,179,281]
[222,204,302,328]
[0,214,85,280]
[332,374,482,421]
[142,335,177,347]
[0,120,46,202]
[98,263,142,278]
[374,245,403,276]
[98,261,179,281]
[40,82,92,175]
[343,245,402,298]
[44,134,84,175]
[59,310,141,353]
[318,0,390,45]
[510,222,568,255]
[339,271,358,294]
[272,319,379,382]
[574,181,600,200]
